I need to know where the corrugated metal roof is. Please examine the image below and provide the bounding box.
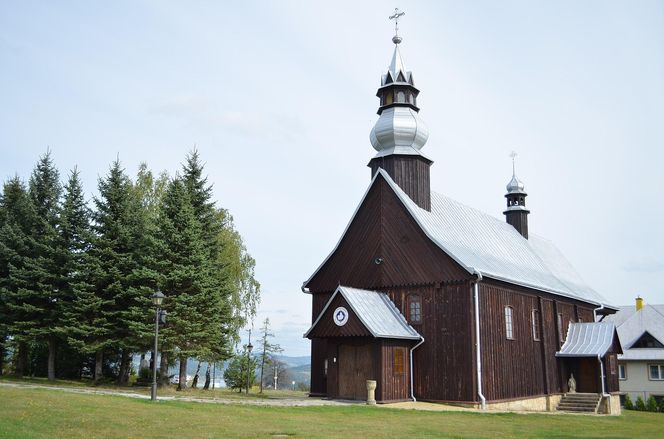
[556,322,617,357]
[381,170,610,306]
[303,286,421,340]
[602,304,664,360]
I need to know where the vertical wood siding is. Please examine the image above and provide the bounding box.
[305,176,469,293]
[387,283,475,402]
[369,155,431,211]
[480,283,546,400]
[380,340,411,401]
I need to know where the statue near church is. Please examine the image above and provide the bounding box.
[567,373,577,393]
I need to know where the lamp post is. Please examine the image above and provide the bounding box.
[246,329,253,394]
[151,290,165,401]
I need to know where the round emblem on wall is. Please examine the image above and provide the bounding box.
[333,307,349,326]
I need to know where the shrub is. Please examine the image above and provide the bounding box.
[623,394,634,410]
[635,396,646,411]
[646,396,658,412]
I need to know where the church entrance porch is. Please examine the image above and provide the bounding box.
[304,286,422,403]
[563,357,601,394]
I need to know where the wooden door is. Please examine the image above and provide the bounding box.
[577,358,599,393]
[338,343,375,400]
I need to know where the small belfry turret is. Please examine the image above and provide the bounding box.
[504,152,530,239]
[368,8,432,211]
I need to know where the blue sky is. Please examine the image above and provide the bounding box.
[1,1,663,356]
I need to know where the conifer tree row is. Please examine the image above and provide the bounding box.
[0,150,260,383]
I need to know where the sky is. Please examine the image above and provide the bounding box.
[1,1,663,357]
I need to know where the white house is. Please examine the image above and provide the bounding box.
[604,297,664,404]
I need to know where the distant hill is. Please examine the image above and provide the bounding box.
[272,355,310,368]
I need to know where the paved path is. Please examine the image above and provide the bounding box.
[0,381,355,407]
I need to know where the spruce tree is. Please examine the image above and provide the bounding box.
[56,169,107,379]
[20,152,63,380]
[257,317,282,393]
[156,176,216,390]
[91,160,153,384]
[0,177,37,376]
[182,150,245,361]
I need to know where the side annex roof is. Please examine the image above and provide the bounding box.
[304,286,421,340]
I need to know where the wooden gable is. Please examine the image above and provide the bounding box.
[305,174,469,293]
[307,293,372,338]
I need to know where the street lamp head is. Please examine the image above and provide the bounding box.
[247,342,253,353]
[152,290,165,307]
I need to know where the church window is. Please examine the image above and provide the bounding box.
[394,348,405,375]
[531,310,541,341]
[324,359,328,377]
[408,93,414,104]
[618,364,626,380]
[557,313,565,343]
[408,294,422,324]
[649,364,664,380]
[505,306,514,339]
[609,355,617,375]
[385,91,394,105]
[397,91,405,103]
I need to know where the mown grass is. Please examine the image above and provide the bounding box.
[1,386,663,438]
[0,375,306,400]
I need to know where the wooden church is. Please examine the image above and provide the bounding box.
[302,20,622,411]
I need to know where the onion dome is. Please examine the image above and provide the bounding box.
[506,174,526,194]
[369,34,429,158]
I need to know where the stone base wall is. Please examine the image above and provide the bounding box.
[598,393,621,415]
[485,394,562,412]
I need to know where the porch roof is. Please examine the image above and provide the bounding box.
[556,322,619,358]
[304,286,421,340]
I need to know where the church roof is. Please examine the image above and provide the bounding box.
[304,286,421,340]
[304,169,612,308]
[555,322,619,357]
[380,169,610,306]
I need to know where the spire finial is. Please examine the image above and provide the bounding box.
[509,151,518,176]
[389,8,405,44]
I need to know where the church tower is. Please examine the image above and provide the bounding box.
[368,10,432,211]
[503,154,530,239]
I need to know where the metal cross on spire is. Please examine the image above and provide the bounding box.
[389,8,405,44]
[509,151,518,175]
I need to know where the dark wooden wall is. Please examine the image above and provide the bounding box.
[368,155,432,211]
[386,283,476,402]
[305,176,469,293]
[307,294,371,338]
[479,279,599,401]
[380,339,411,402]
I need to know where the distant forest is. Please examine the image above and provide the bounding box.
[0,150,260,387]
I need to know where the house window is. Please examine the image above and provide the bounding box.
[394,349,405,375]
[505,306,514,339]
[618,364,626,380]
[649,364,664,380]
[531,309,541,341]
[557,313,564,343]
[408,294,422,324]
[609,355,617,375]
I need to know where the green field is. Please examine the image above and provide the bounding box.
[1,386,663,439]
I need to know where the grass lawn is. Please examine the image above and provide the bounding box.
[0,375,307,400]
[1,386,663,439]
